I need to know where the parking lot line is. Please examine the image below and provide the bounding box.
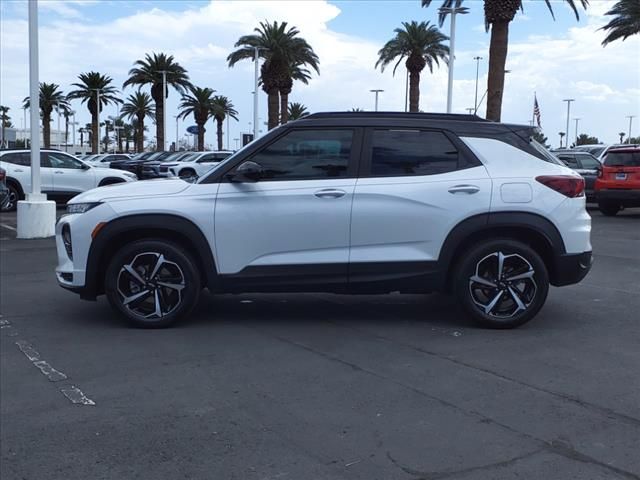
[1,223,17,231]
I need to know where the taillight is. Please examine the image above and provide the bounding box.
[597,167,603,178]
[536,175,585,198]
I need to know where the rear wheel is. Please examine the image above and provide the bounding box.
[598,201,620,216]
[105,240,201,328]
[2,183,21,212]
[454,239,549,329]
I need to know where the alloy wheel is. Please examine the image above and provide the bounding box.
[117,252,186,319]
[2,188,18,212]
[468,251,537,319]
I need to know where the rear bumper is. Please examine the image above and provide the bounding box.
[552,251,592,287]
[596,189,640,204]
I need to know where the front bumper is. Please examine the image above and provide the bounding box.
[551,251,593,287]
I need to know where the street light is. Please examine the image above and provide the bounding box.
[370,89,384,111]
[439,5,469,113]
[174,115,179,151]
[252,47,265,139]
[473,56,483,114]
[626,115,636,144]
[574,118,580,146]
[563,99,575,149]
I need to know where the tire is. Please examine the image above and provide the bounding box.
[99,178,126,187]
[453,239,549,329]
[178,169,198,183]
[597,201,620,216]
[104,239,201,328]
[2,182,21,212]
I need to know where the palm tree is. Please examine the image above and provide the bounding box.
[422,0,588,121]
[178,86,216,151]
[228,21,319,130]
[601,0,640,46]
[123,53,192,151]
[350,107,364,112]
[23,83,69,149]
[619,132,626,143]
[280,61,317,125]
[288,102,309,120]
[376,21,449,113]
[68,72,121,153]
[0,106,11,147]
[210,95,238,151]
[122,123,134,153]
[120,91,155,153]
[559,131,566,148]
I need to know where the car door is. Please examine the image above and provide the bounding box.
[46,151,96,197]
[214,128,361,287]
[1,152,55,195]
[349,128,491,285]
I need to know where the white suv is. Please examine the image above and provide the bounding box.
[0,150,137,211]
[55,113,592,329]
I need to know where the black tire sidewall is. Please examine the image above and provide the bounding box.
[598,201,619,216]
[454,239,549,329]
[3,184,19,212]
[105,239,201,328]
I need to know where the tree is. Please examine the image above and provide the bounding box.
[422,0,588,121]
[123,53,192,151]
[619,132,626,143]
[210,95,238,151]
[532,131,550,148]
[288,102,309,120]
[350,107,364,112]
[575,133,600,146]
[280,61,317,124]
[122,123,134,153]
[23,82,69,149]
[558,131,566,148]
[68,72,122,154]
[376,21,449,113]
[628,136,640,144]
[601,0,640,46]
[0,106,11,147]
[178,86,216,151]
[228,21,319,130]
[120,91,155,153]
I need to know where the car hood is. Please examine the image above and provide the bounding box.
[69,179,191,203]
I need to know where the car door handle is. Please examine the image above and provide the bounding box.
[54,171,64,174]
[448,185,480,194]
[14,169,24,172]
[314,188,346,199]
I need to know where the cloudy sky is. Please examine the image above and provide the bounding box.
[1,0,639,149]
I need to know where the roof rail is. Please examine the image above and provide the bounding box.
[305,111,489,122]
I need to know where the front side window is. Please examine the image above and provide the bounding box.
[371,130,458,177]
[47,152,85,169]
[248,129,353,180]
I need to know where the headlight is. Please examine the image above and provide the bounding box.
[66,202,102,214]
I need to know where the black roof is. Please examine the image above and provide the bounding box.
[294,111,533,137]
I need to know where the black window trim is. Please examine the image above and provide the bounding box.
[207,126,364,184]
[358,127,482,179]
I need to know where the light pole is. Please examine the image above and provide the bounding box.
[404,68,409,112]
[473,56,483,114]
[440,5,469,113]
[252,47,264,139]
[563,99,574,149]
[370,89,384,111]
[70,110,76,153]
[626,115,636,144]
[574,118,580,146]
[466,107,475,114]
[234,138,239,150]
[23,106,28,149]
[174,115,179,151]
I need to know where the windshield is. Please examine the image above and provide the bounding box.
[604,151,640,167]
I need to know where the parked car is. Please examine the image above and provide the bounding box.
[139,151,194,179]
[552,150,601,201]
[0,149,137,211]
[55,112,592,329]
[595,146,640,216]
[572,144,608,158]
[0,167,9,211]
[167,150,234,181]
[111,151,173,178]
[85,153,131,168]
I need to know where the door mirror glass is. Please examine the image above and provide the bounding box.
[230,161,264,182]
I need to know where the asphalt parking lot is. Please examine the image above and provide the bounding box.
[1,207,639,480]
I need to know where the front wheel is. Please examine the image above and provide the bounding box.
[105,240,201,328]
[2,183,21,212]
[453,239,549,329]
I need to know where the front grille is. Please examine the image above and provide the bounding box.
[61,223,73,260]
[160,166,169,173]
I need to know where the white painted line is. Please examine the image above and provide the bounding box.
[0,223,17,231]
[33,360,68,382]
[15,340,41,362]
[60,386,95,406]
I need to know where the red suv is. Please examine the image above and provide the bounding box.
[595,146,640,216]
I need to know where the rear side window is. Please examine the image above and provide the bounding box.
[604,152,640,167]
[558,155,578,168]
[1,152,31,166]
[579,156,600,169]
[371,130,458,177]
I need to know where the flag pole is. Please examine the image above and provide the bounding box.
[532,92,536,127]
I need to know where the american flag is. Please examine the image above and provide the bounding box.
[533,95,541,127]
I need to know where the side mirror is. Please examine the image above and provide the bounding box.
[229,161,263,182]
[81,163,91,170]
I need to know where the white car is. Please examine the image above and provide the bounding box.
[55,112,592,329]
[164,151,233,180]
[0,149,137,211]
[85,153,131,168]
